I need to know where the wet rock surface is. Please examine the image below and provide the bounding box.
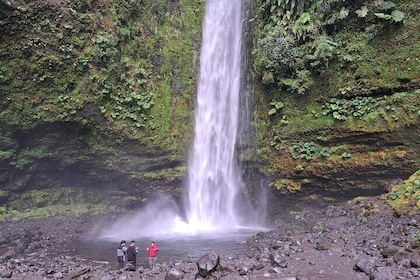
[0,197,419,279]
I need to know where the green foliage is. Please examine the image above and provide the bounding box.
[282,70,314,94]
[322,96,378,121]
[340,152,352,160]
[291,12,320,42]
[306,35,337,68]
[292,141,329,161]
[374,10,405,22]
[386,170,420,215]
[268,101,284,115]
[254,0,408,96]
[325,7,349,25]
[352,1,404,23]
[0,150,13,160]
[379,1,397,10]
[0,0,203,151]
[413,231,420,241]
[271,178,302,193]
[0,204,110,222]
[255,0,332,94]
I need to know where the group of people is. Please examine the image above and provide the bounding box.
[117,240,160,270]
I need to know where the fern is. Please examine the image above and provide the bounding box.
[306,35,337,68]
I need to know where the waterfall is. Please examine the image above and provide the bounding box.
[100,0,263,238]
[185,0,243,231]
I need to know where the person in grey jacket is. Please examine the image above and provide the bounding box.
[116,240,127,269]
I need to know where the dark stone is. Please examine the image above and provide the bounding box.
[411,253,420,268]
[253,262,264,270]
[369,266,395,280]
[165,267,183,280]
[393,251,412,266]
[125,263,136,271]
[0,249,16,262]
[380,246,400,258]
[354,257,376,274]
[196,251,220,278]
[238,266,248,275]
[0,270,12,279]
[315,241,331,251]
[272,253,287,268]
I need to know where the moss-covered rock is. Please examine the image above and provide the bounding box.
[385,170,420,215]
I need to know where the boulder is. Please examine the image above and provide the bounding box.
[125,263,136,271]
[369,266,395,280]
[272,253,287,268]
[411,253,420,268]
[393,251,411,267]
[0,249,16,262]
[196,251,220,278]
[165,267,183,280]
[354,257,376,275]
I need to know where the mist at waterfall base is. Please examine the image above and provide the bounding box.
[79,0,267,263]
[77,194,265,264]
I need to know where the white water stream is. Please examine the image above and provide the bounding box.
[184,0,243,231]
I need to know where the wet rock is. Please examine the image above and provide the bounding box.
[165,267,183,280]
[411,253,420,268]
[238,266,249,275]
[125,263,136,271]
[380,245,400,258]
[272,266,284,274]
[0,249,16,262]
[0,270,12,278]
[196,251,220,277]
[1,198,419,280]
[408,268,419,278]
[354,257,376,274]
[315,240,331,251]
[272,253,287,268]
[393,251,412,267]
[252,262,264,270]
[369,266,395,280]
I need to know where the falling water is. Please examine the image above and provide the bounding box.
[185,0,244,231]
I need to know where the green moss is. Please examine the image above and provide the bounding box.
[386,170,420,215]
[0,204,110,222]
[270,179,302,194]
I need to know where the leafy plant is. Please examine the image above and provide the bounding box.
[268,101,284,115]
[340,152,352,160]
[322,96,378,121]
[292,141,329,161]
[371,1,405,22]
[305,35,337,68]
[374,10,405,22]
[356,6,369,18]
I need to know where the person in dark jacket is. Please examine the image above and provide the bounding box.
[126,240,138,267]
[116,240,127,269]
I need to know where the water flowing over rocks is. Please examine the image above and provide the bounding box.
[0,197,419,279]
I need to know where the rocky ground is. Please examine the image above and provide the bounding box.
[0,197,419,280]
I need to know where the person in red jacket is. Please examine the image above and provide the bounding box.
[146,241,160,269]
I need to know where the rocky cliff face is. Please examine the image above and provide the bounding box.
[249,0,420,209]
[0,0,418,221]
[0,0,202,219]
